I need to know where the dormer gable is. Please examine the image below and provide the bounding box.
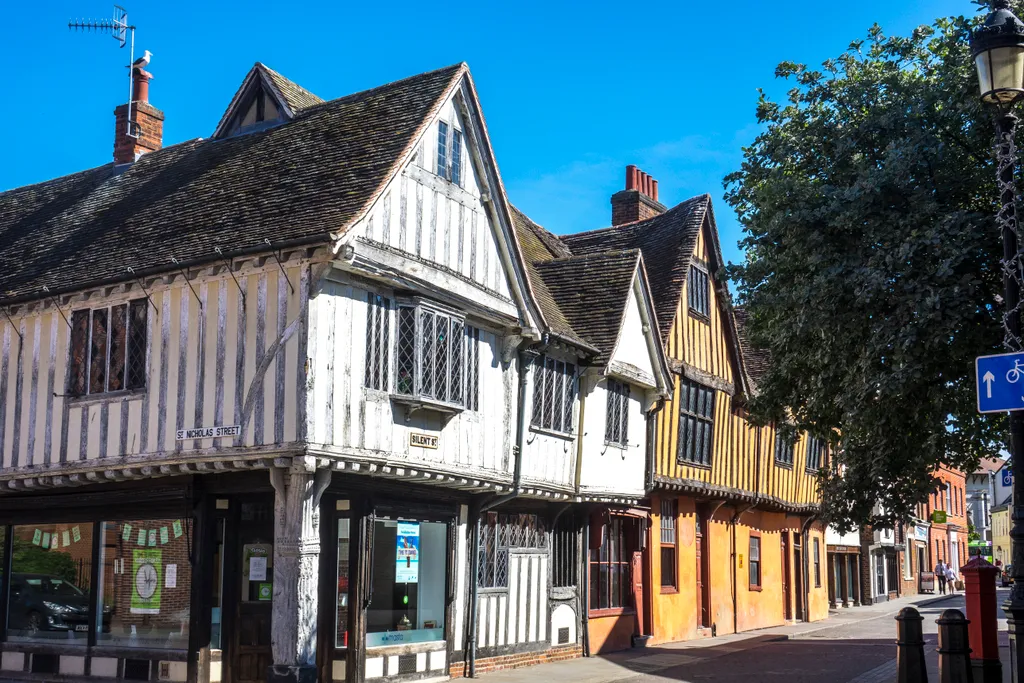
[214,63,324,138]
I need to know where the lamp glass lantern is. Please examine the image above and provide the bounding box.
[972,2,1024,105]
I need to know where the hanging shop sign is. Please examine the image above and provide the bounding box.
[932,511,947,524]
[176,424,242,440]
[131,549,163,614]
[410,433,439,449]
[915,524,930,541]
[395,522,420,583]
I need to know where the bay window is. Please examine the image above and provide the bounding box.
[394,300,466,408]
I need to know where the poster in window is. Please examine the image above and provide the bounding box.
[243,544,273,582]
[131,549,163,614]
[395,522,420,584]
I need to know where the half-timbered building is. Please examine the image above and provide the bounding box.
[560,168,830,645]
[0,60,683,683]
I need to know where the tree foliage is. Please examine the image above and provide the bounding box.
[725,4,1014,530]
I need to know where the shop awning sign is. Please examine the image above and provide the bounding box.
[396,522,420,584]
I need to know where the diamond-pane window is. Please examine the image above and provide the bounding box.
[478,513,547,588]
[364,293,391,391]
[393,300,471,409]
[68,300,148,397]
[531,355,575,434]
[605,379,629,446]
[465,326,480,411]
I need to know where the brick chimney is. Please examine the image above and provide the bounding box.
[113,67,164,165]
[611,165,667,225]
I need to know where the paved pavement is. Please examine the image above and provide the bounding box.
[478,590,1010,682]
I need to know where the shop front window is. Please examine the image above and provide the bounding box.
[366,519,447,647]
[8,523,94,642]
[336,518,350,649]
[589,516,638,612]
[95,519,192,649]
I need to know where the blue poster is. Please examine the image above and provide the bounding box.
[395,522,420,584]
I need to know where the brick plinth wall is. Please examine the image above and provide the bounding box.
[449,644,583,678]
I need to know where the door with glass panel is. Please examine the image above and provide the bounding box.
[232,500,274,683]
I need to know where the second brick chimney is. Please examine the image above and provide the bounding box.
[114,66,164,165]
[611,165,666,225]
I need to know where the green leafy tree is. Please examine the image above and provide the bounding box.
[725,3,1014,531]
[11,539,78,584]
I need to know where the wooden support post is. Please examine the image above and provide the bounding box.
[936,609,973,683]
[268,456,332,683]
[962,556,1002,683]
[896,606,928,683]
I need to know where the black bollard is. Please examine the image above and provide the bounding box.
[936,609,974,683]
[897,606,928,683]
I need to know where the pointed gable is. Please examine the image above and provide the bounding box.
[214,63,325,138]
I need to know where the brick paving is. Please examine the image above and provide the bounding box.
[476,590,1011,683]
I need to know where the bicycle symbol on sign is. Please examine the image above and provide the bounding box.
[1008,359,1024,384]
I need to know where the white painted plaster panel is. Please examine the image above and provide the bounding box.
[60,655,86,676]
[0,652,23,671]
[578,376,647,497]
[609,281,655,381]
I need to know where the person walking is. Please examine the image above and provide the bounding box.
[935,559,947,595]
[945,562,958,594]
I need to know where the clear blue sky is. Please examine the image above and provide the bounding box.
[0,0,972,267]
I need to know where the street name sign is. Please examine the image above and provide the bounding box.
[976,352,1024,413]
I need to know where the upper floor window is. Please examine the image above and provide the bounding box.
[531,356,575,434]
[806,437,827,473]
[605,379,630,447]
[436,121,464,187]
[395,301,465,407]
[677,379,715,466]
[69,300,148,397]
[687,262,710,319]
[364,293,391,392]
[774,432,795,467]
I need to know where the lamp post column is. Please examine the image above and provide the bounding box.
[996,110,1024,681]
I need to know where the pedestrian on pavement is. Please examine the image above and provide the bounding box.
[945,563,957,594]
[935,559,947,594]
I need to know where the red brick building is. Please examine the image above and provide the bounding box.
[925,465,969,580]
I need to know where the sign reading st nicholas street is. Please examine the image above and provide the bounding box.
[175,425,242,440]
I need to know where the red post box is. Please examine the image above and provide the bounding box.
[962,555,1003,683]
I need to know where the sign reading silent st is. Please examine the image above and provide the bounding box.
[976,352,1024,413]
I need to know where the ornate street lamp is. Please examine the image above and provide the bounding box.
[973,2,1024,680]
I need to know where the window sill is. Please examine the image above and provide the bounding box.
[774,461,794,470]
[687,310,711,324]
[660,586,679,594]
[391,394,464,418]
[65,388,147,405]
[676,459,712,470]
[604,440,628,451]
[589,607,635,618]
[530,425,574,440]
[749,584,763,592]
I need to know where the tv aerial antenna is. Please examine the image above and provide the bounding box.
[69,6,139,138]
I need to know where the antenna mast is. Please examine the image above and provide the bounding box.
[69,5,138,138]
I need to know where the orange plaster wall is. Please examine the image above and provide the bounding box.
[588,613,635,654]
[734,511,788,633]
[649,495,699,644]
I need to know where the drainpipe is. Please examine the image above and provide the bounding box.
[467,337,538,677]
[800,515,818,622]
[581,509,591,657]
[573,370,588,495]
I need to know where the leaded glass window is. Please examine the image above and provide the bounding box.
[451,130,463,186]
[68,300,148,397]
[774,432,795,467]
[393,301,470,408]
[364,293,390,391]
[677,379,714,466]
[436,121,449,180]
[688,262,710,318]
[465,326,480,411]
[478,513,547,588]
[806,437,826,472]
[436,121,464,187]
[605,379,630,446]
[531,355,576,434]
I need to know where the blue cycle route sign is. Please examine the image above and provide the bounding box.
[976,352,1024,413]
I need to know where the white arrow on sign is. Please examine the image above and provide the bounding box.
[984,370,996,398]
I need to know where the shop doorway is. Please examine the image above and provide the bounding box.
[793,536,804,621]
[229,499,275,683]
[781,533,792,620]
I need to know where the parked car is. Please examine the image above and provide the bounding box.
[8,574,93,635]
[1002,565,1014,587]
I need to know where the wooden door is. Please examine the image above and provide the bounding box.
[631,552,644,636]
[781,533,791,620]
[231,500,275,683]
[695,511,703,628]
[793,538,804,621]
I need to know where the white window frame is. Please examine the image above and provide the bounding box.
[435,120,464,187]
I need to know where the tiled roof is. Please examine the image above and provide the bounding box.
[975,457,1007,475]
[561,195,709,342]
[0,63,465,303]
[733,307,770,386]
[533,251,641,365]
[260,63,325,113]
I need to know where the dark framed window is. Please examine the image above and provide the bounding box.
[687,263,710,318]
[69,300,148,397]
[749,533,761,590]
[478,513,547,589]
[436,121,463,187]
[774,432,795,467]
[677,379,715,466]
[364,293,391,391]
[605,379,630,446]
[806,437,826,473]
[660,499,677,589]
[589,516,638,612]
[813,538,821,587]
[394,301,466,407]
[531,356,575,434]
[551,513,577,589]
[465,326,480,411]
